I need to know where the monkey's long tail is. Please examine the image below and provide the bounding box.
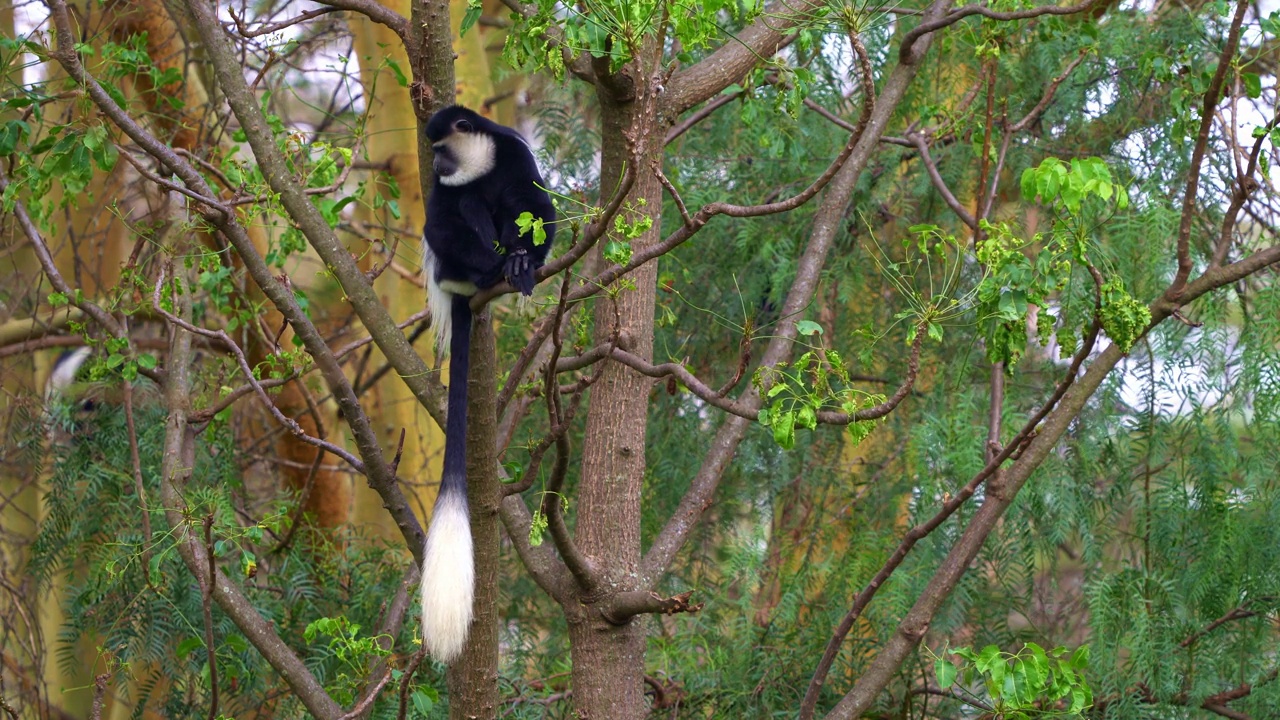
[420,293,475,664]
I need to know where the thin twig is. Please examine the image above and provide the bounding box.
[201,516,221,720]
[396,648,428,720]
[338,668,391,720]
[122,377,155,588]
[150,268,366,473]
[1167,0,1250,299]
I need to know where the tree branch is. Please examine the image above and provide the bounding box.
[907,132,978,229]
[155,256,341,720]
[179,0,446,431]
[313,0,408,39]
[1166,0,1249,299]
[664,0,815,115]
[638,11,946,585]
[819,231,1280,720]
[598,591,704,625]
[899,0,1105,63]
[45,0,427,561]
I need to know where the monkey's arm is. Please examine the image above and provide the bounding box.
[496,183,556,296]
[458,194,497,244]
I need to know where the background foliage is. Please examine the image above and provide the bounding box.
[2,0,1278,719]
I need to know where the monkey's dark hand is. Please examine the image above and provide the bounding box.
[504,248,537,296]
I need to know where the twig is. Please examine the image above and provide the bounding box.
[1180,605,1260,648]
[230,6,342,38]
[900,0,1105,63]
[122,377,155,588]
[799,316,1102,720]
[338,668,391,719]
[1167,0,1249,300]
[396,648,427,720]
[201,516,221,720]
[151,267,367,473]
[89,674,110,720]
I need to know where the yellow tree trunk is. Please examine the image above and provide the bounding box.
[346,0,495,536]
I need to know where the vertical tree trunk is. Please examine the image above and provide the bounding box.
[347,2,439,536]
[567,75,665,720]
[447,310,501,719]
[0,5,60,716]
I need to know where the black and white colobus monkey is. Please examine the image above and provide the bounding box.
[419,105,555,663]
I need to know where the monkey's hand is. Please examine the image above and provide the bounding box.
[503,248,537,296]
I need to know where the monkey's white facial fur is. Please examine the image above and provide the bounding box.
[434,131,495,187]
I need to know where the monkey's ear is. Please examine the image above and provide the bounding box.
[455,119,474,133]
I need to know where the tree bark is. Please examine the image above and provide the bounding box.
[567,67,665,720]
[447,310,502,719]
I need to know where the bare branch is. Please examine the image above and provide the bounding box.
[900,0,1105,63]
[178,0,446,431]
[1180,605,1263,648]
[44,0,428,560]
[149,268,367,473]
[907,133,978,229]
[664,0,815,115]
[1009,51,1087,133]
[598,591,704,624]
[312,0,408,39]
[230,6,343,39]
[639,11,946,585]
[664,91,743,145]
[801,313,1104,719]
[0,172,125,338]
[200,515,221,720]
[1167,0,1250,299]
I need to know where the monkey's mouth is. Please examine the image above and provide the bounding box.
[432,146,458,178]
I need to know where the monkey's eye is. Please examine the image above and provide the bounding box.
[455,119,473,133]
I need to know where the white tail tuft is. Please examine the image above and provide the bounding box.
[422,243,454,353]
[420,489,474,664]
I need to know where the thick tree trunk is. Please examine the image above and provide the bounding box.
[447,310,501,719]
[567,77,664,720]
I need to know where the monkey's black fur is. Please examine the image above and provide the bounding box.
[418,105,555,664]
[423,105,556,296]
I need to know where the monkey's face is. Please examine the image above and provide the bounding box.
[432,116,496,187]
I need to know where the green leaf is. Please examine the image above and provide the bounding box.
[224,634,249,653]
[0,119,29,156]
[382,57,409,88]
[975,644,1001,673]
[1069,644,1090,669]
[411,689,435,714]
[136,353,158,370]
[1242,71,1262,99]
[936,658,958,689]
[1069,684,1090,713]
[796,320,823,336]
[459,0,483,36]
[952,647,978,661]
[175,636,204,659]
[772,410,796,449]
